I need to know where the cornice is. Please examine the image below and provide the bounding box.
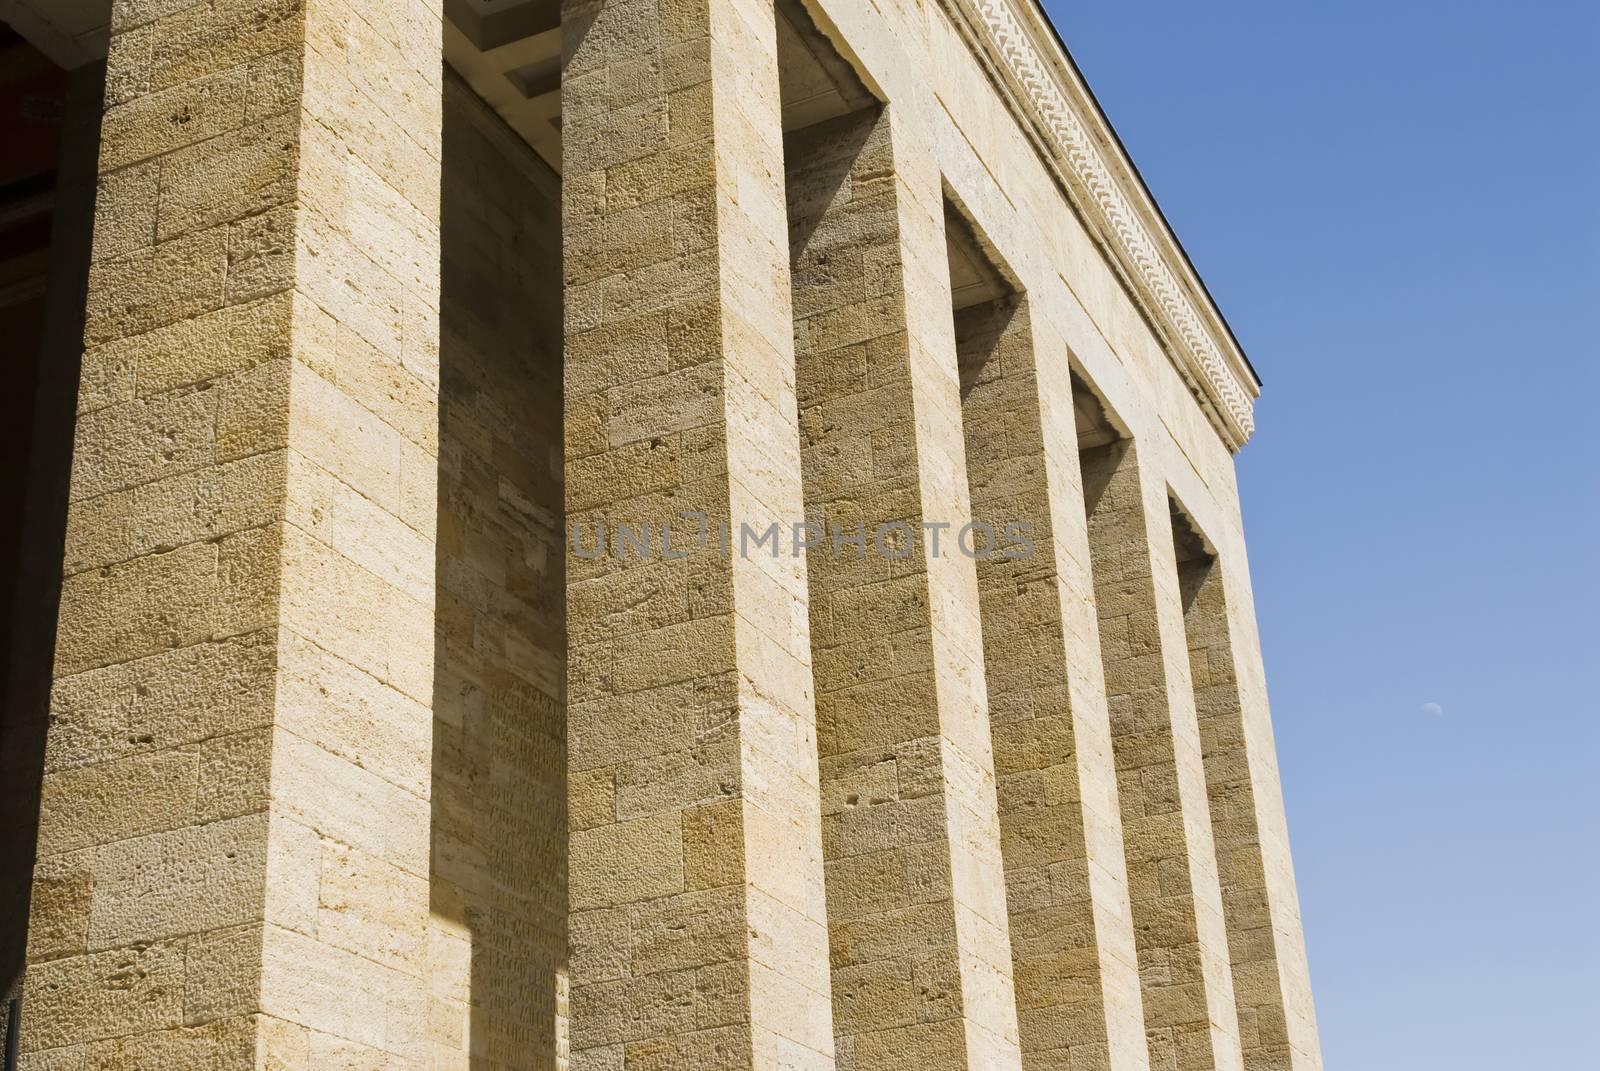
[941,0,1260,450]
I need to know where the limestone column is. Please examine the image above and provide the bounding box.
[560,0,834,1068]
[955,299,1149,1071]
[787,106,1022,1071]
[1179,555,1322,1071]
[1080,439,1244,1071]
[22,0,443,1067]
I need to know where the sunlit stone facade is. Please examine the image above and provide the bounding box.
[2,1,1321,1069]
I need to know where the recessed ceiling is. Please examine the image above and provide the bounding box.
[1072,374,1121,451]
[445,0,875,174]
[3,0,879,177]
[444,0,561,167]
[774,0,873,133]
[945,204,1011,311]
[1169,499,1212,564]
[6,0,571,168]
[0,0,110,68]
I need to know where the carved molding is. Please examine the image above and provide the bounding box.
[945,0,1259,449]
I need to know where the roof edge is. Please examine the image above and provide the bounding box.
[942,0,1261,450]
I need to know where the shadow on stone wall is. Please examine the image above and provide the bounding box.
[0,55,103,1037]
[430,68,567,1070]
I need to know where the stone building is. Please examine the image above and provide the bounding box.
[0,0,1322,1069]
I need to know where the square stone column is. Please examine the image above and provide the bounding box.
[1081,440,1243,1071]
[786,105,1022,1071]
[560,0,835,1068]
[955,298,1149,1071]
[1179,555,1322,1071]
[22,0,443,1066]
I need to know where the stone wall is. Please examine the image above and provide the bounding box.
[787,105,1022,1071]
[956,296,1149,1071]
[559,1,837,1067]
[429,71,567,1071]
[0,50,104,1031]
[1180,549,1301,1071]
[1082,439,1242,1071]
[18,0,446,1065]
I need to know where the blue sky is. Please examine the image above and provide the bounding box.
[1039,0,1599,1065]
